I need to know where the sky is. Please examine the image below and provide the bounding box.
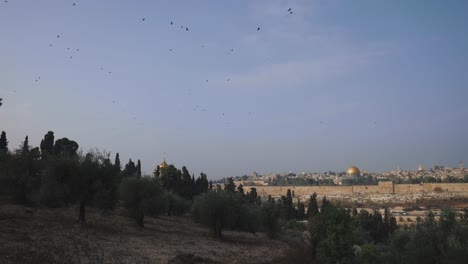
[1,0,467,179]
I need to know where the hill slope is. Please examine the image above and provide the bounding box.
[0,204,289,264]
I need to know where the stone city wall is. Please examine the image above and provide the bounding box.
[245,182,468,197]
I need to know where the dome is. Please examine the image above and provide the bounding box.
[347,166,360,175]
[160,158,168,169]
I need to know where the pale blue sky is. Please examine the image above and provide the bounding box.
[1,0,467,178]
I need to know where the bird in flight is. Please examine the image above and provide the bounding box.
[186,27,189,31]
[57,35,60,38]
[73,3,76,6]
[142,18,146,22]
[170,21,173,25]
[0,98,2,107]
[288,8,291,12]
[257,27,261,31]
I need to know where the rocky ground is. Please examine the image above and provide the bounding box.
[0,204,290,264]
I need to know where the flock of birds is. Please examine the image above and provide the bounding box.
[0,2,377,128]
[1,2,297,122]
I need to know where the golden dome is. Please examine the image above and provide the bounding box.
[160,158,168,169]
[347,166,360,175]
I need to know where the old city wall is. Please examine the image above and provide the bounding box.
[246,182,468,197]
[252,185,353,197]
[394,184,423,194]
[422,183,468,193]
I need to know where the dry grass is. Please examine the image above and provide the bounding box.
[0,203,289,264]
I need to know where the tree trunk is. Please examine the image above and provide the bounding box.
[137,212,144,227]
[79,201,86,224]
[215,219,223,239]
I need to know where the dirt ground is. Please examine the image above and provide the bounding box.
[0,204,290,264]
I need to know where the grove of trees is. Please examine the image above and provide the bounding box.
[0,130,208,226]
[2,130,468,263]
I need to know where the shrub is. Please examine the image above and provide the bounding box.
[119,177,165,226]
[164,191,191,216]
[192,190,250,238]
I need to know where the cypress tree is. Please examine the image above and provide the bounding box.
[136,160,142,177]
[0,131,8,152]
[306,193,319,219]
[40,131,54,157]
[115,153,121,170]
[21,136,30,153]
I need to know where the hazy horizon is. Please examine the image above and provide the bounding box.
[1,0,467,179]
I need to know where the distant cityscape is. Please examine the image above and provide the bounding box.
[214,161,468,186]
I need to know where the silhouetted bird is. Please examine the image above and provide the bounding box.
[186,27,189,31]
[288,8,291,11]
[290,11,293,14]
[73,3,76,6]
[69,56,73,59]
[181,26,183,29]
[0,98,2,107]
[57,35,60,38]
[257,27,260,31]
[108,72,112,74]
[231,49,234,52]
[67,48,70,50]
[49,44,52,47]
[76,49,79,51]
[170,48,172,51]
[170,21,173,25]
[205,80,208,82]
[142,18,146,22]
[100,67,104,70]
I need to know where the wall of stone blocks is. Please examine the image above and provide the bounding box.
[245,182,468,197]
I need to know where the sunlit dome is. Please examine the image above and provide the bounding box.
[160,158,168,169]
[347,166,360,175]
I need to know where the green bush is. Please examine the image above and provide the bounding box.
[192,190,253,238]
[164,191,191,216]
[119,177,165,226]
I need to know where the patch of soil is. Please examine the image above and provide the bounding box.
[0,204,289,264]
[169,253,219,264]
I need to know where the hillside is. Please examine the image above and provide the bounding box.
[0,203,290,264]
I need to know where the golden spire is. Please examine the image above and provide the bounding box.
[160,152,168,169]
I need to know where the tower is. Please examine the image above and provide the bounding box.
[418,164,424,172]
